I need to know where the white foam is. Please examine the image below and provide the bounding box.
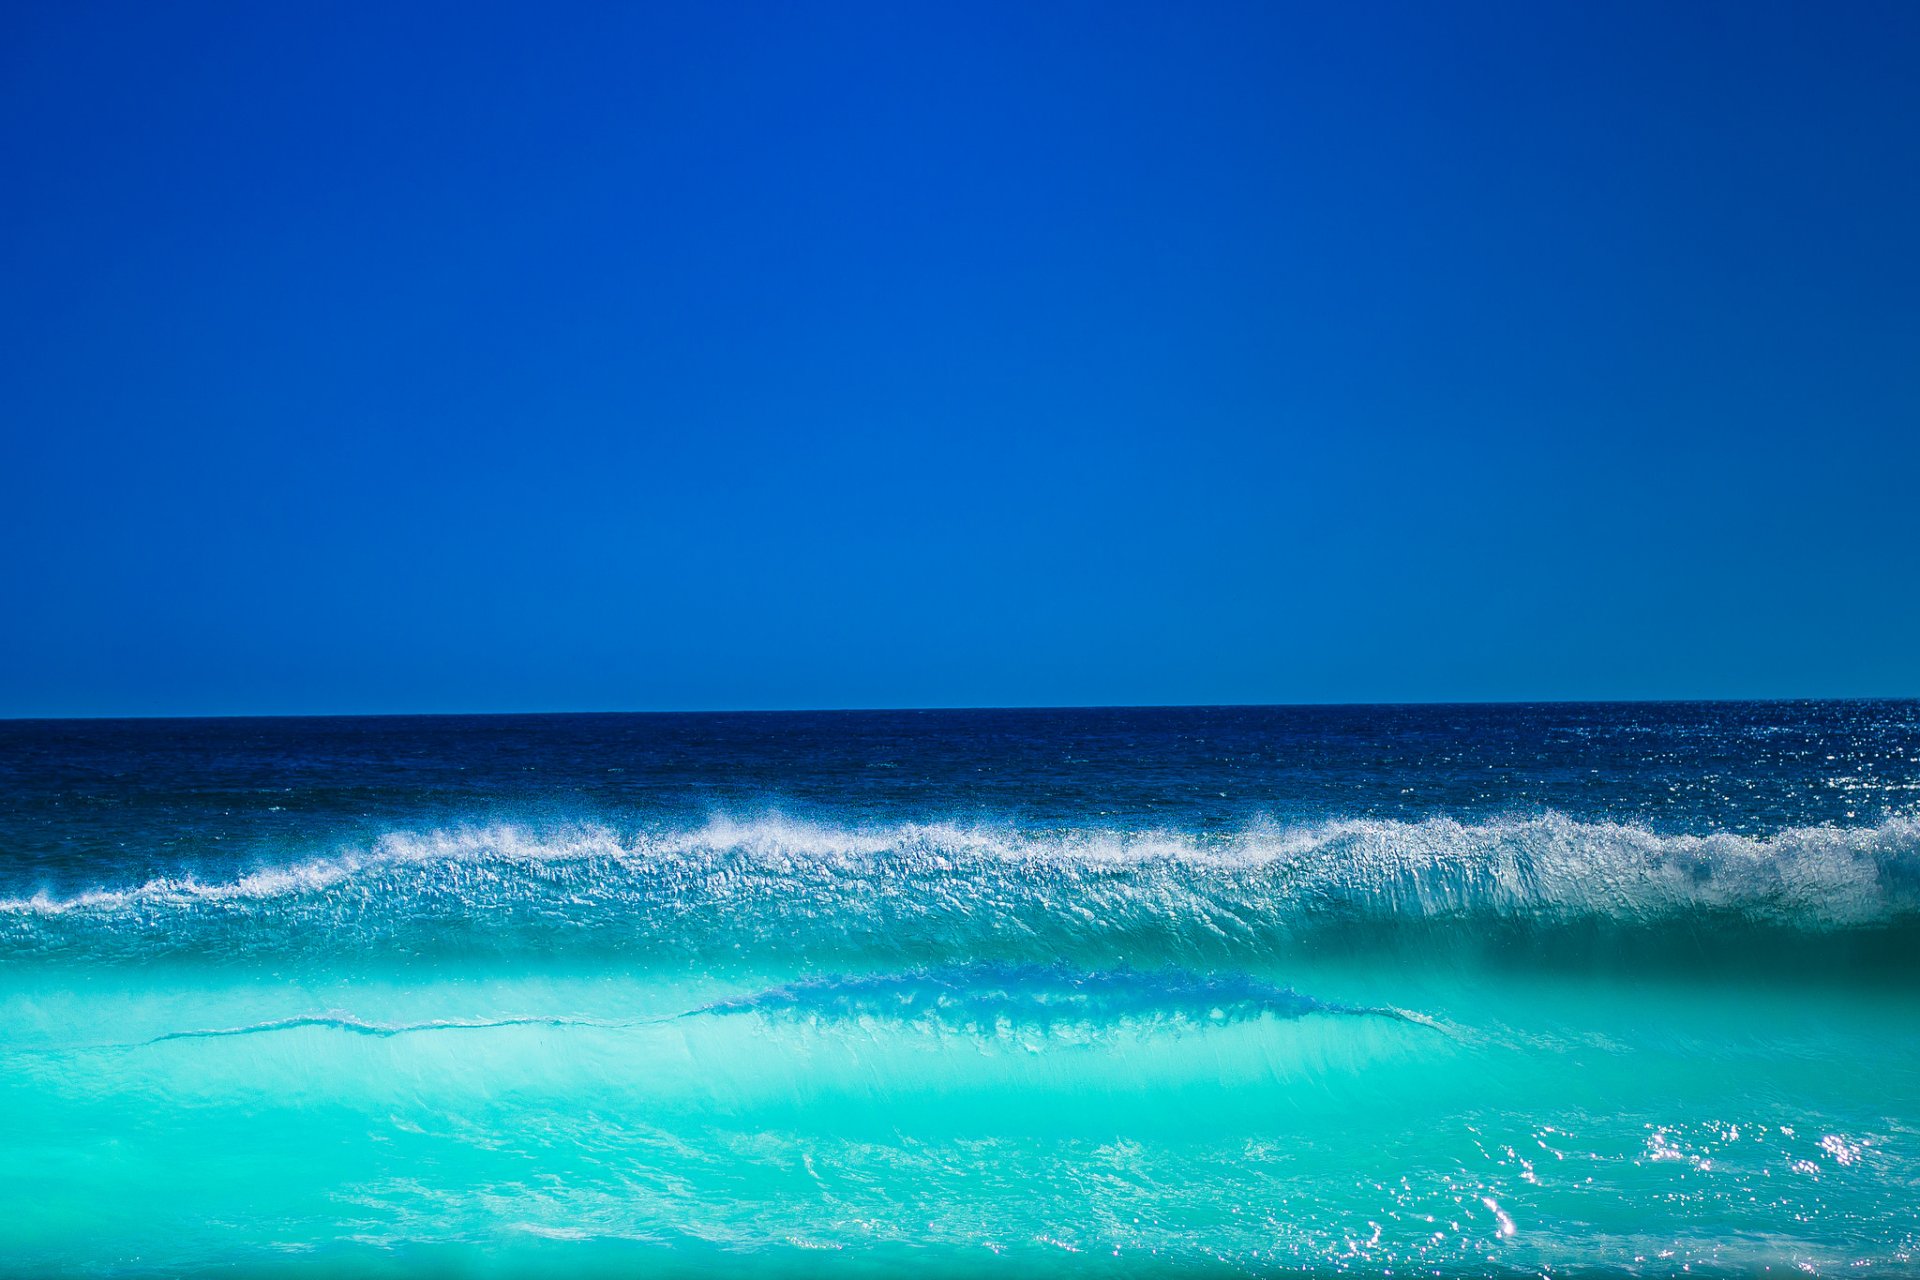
[4,811,1916,933]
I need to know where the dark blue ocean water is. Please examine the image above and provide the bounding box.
[3,702,1918,1276]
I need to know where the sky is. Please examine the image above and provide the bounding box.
[2,1,1916,717]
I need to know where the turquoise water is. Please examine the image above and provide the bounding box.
[3,706,1918,1275]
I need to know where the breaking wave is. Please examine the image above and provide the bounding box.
[4,812,1918,972]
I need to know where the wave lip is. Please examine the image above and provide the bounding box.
[4,812,1918,968]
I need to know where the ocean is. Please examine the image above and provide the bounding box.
[2,702,1916,1276]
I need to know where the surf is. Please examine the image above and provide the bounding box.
[5,811,1917,981]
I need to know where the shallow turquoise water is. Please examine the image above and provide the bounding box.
[6,956,1916,1275]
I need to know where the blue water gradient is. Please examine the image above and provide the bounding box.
[2,703,1917,1275]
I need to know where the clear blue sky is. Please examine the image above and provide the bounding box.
[3,1,1916,717]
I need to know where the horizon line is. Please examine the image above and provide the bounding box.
[4,693,1916,725]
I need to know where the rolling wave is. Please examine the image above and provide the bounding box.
[4,812,1917,971]
[25,965,1419,1052]
[694,963,1427,1029]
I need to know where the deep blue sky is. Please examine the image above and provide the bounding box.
[3,2,1916,716]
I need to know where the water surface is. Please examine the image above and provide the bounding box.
[4,702,1917,1275]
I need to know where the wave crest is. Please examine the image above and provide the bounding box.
[5,812,1918,969]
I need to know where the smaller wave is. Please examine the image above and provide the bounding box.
[25,968,1425,1055]
[696,963,1422,1031]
